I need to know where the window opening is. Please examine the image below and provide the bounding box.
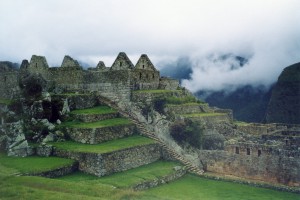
[235,147,239,154]
[258,150,261,157]
[247,148,250,155]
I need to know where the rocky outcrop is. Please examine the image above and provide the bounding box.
[265,62,300,124]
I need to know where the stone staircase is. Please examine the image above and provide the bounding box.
[97,96,204,176]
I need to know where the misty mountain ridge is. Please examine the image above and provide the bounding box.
[159,53,276,122]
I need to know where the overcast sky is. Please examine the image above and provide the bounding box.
[1,0,299,92]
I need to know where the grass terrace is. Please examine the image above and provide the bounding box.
[165,96,205,105]
[181,112,227,118]
[57,161,181,188]
[70,106,117,115]
[50,135,155,154]
[60,118,132,129]
[133,89,179,94]
[0,153,75,175]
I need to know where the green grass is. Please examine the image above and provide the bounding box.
[70,106,117,115]
[0,174,139,200]
[60,118,132,128]
[140,174,300,200]
[0,153,75,174]
[0,98,14,105]
[165,96,205,105]
[57,161,181,188]
[50,136,155,154]
[182,112,227,118]
[167,102,205,107]
[0,152,298,200]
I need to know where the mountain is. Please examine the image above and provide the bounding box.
[265,62,300,124]
[197,85,273,122]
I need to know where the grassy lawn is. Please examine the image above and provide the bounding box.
[57,161,181,188]
[182,112,227,118]
[140,174,300,200]
[0,174,139,200]
[0,153,75,174]
[60,118,132,128]
[70,106,117,115]
[50,136,155,154]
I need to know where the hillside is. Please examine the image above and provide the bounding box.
[265,62,300,124]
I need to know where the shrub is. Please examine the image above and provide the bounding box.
[170,119,203,148]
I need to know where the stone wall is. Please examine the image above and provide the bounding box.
[65,124,136,144]
[198,147,300,186]
[53,143,162,177]
[0,71,20,99]
[131,90,187,106]
[237,124,268,135]
[159,77,179,90]
[72,112,119,122]
[165,103,211,115]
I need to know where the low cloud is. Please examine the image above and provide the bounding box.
[0,0,299,91]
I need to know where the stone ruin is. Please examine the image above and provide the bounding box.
[0,52,178,101]
[0,52,299,190]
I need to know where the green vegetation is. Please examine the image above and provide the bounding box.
[50,136,155,154]
[141,174,300,200]
[133,89,178,93]
[165,96,205,105]
[0,153,75,174]
[57,161,181,188]
[182,112,227,118]
[60,118,132,128]
[70,106,117,115]
[0,152,298,200]
[0,98,14,105]
[0,174,138,200]
[170,120,203,148]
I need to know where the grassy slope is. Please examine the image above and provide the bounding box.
[141,174,300,200]
[60,118,132,128]
[70,106,117,115]
[0,153,75,174]
[0,153,298,200]
[57,161,181,188]
[50,136,155,154]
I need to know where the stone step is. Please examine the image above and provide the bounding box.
[51,136,162,177]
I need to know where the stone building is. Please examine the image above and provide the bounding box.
[0,52,179,101]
